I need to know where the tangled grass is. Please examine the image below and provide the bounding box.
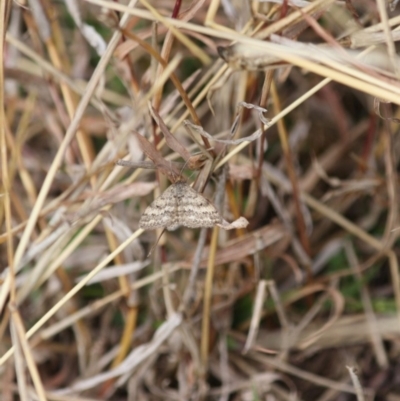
[1,0,400,400]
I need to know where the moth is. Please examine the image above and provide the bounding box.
[139,181,222,231]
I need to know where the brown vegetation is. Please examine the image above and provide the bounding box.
[1,0,400,400]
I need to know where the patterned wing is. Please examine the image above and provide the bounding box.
[139,186,178,230]
[176,185,221,228]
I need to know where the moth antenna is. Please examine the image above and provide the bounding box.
[169,160,177,183]
[178,158,190,182]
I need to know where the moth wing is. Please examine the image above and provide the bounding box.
[139,188,177,230]
[177,186,221,228]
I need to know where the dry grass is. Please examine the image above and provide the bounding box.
[1,0,400,400]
